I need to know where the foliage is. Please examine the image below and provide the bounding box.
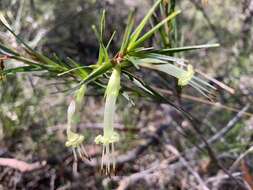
[0,0,231,176]
[0,0,251,189]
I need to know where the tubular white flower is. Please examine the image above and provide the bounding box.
[67,100,76,132]
[66,85,90,175]
[138,61,215,99]
[94,66,121,175]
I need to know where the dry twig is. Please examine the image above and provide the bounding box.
[0,158,46,173]
[166,145,210,190]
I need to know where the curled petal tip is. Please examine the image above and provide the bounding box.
[178,64,194,86]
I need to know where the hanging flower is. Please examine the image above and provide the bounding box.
[66,85,90,175]
[94,67,121,175]
[135,59,216,99]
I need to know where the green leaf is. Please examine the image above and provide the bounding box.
[159,44,220,53]
[92,25,110,65]
[127,56,167,67]
[123,70,154,96]
[127,0,162,51]
[52,54,70,68]
[126,56,140,69]
[57,66,91,77]
[129,10,181,50]
[100,10,106,39]
[106,31,116,49]
[140,52,186,63]
[0,43,20,56]
[4,65,43,75]
[11,56,51,69]
[79,61,113,85]
[119,9,136,54]
[30,52,60,69]
[0,17,33,52]
[67,58,90,78]
[0,17,64,72]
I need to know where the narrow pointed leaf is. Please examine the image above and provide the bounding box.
[127,0,162,51]
[106,31,116,49]
[79,61,113,85]
[129,10,181,50]
[0,17,33,52]
[0,43,20,56]
[159,44,220,53]
[100,10,106,39]
[67,58,90,78]
[4,65,43,75]
[92,25,109,65]
[144,52,187,63]
[120,10,135,54]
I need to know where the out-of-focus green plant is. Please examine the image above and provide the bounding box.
[0,0,231,176]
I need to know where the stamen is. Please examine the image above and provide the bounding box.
[112,143,116,173]
[106,144,110,174]
[72,148,78,175]
[81,144,91,161]
[73,148,78,162]
[77,147,85,161]
[101,146,105,171]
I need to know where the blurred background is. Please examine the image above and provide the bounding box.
[0,0,252,189]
